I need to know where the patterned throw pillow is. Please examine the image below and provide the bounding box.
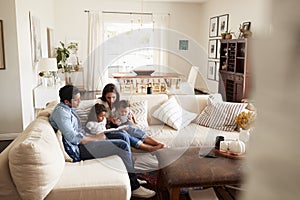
[130,100,149,130]
[152,97,198,130]
[194,94,246,132]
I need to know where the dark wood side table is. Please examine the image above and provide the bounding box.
[156,147,245,200]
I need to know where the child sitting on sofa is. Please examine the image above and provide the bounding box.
[113,100,165,152]
[86,103,164,152]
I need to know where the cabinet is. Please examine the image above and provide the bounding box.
[218,39,250,102]
[33,82,64,109]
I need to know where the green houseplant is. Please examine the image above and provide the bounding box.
[56,41,70,72]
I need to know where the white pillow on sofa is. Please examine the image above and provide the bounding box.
[194,94,246,132]
[130,100,149,130]
[152,97,197,130]
[8,118,65,200]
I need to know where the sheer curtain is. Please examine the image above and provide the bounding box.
[153,14,170,71]
[86,12,169,91]
[86,11,107,91]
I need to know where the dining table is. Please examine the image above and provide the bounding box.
[112,72,184,94]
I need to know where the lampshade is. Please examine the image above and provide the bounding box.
[38,58,57,72]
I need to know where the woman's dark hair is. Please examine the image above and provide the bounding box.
[59,85,80,103]
[117,100,130,109]
[86,103,108,124]
[100,83,120,105]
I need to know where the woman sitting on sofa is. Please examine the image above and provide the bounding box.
[49,85,155,199]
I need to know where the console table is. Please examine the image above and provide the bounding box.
[156,147,245,200]
[33,82,64,109]
[112,72,184,94]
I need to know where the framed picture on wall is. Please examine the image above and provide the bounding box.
[215,62,220,81]
[207,61,216,80]
[0,20,5,70]
[47,28,55,58]
[218,14,229,36]
[209,17,218,37]
[208,39,217,59]
[29,12,42,67]
[216,39,221,59]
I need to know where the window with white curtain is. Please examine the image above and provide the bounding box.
[103,21,154,74]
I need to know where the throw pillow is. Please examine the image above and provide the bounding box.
[152,97,197,130]
[130,100,149,130]
[8,118,65,200]
[194,95,246,132]
[56,130,73,162]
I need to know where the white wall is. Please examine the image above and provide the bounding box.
[0,0,23,133]
[0,0,55,133]
[198,0,272,93]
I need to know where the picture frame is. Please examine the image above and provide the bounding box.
[47,28,55,58]
[242,21,251,31]
[215,62,220,81]
[0,20,5,70]
[208,39,217,59]
[207,61,216,80]
[29,12,42,67]
[216,39,221,59]
[179,40,189,50]
[218,14,229,36]
[209,17,218,37]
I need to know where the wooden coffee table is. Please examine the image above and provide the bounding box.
[155,147,245,200]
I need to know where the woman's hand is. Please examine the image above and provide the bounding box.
[111,117,121,125]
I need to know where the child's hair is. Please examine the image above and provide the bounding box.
[117,100,130,109]
[86,103,107,123]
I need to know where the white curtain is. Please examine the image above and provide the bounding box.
[86,12,107,91]
[153,14,170,72]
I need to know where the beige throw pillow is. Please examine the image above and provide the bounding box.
[8,118,65,200]
[152,97,197,130]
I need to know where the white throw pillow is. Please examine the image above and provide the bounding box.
[130,100,149,130]
[8,118,65,200]
[152,97,197,130]
[194,95,246,132]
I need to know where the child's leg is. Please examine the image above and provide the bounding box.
[143,136,165,147]
[138,142,164,152]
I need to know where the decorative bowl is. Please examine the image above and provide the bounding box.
[133,70,155,76]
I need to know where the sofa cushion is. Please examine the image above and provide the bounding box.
[122,94,169,125]
[130,100,149,130]
[194,95,246,132]
[46,156,131,200]
[152,96,197,130]
[8,118,65,200]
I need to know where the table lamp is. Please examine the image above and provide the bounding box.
[38,58,58,87]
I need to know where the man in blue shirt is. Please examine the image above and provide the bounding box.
[49,85,155,198]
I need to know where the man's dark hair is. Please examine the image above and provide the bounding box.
[59,85,80,103]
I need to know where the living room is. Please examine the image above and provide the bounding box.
[0,0,270,133]
[1,0,300,199]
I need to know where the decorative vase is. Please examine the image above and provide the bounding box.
[239,128,250,151]
[65,72,72,85]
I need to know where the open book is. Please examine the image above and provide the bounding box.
[102,125,128,133]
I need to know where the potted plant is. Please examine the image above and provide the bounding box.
[56,41,70,72]
[221,30,234,39]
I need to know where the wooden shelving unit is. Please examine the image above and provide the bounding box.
[218,39,250,102]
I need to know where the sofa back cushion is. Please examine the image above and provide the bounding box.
[8,118,65,200]
[121,94,169,125]
[171,94,209,114]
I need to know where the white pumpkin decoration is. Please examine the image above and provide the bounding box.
[220,141,229,152]
[229,140,246,154]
